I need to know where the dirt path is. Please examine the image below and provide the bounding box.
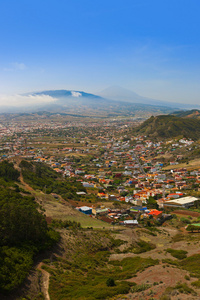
[19,172,34,191]
[14,158,50,298]
[37,263,50,300]
[11,157,34,192]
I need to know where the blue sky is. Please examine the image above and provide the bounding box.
[0,0,200,105]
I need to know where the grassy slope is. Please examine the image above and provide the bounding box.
[134,115,200,140]
[163,158,200,170]
[32,190,112,228]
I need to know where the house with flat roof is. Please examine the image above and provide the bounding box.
[121,220,138,226]
[77,206,92,215]
[163,196,198,209]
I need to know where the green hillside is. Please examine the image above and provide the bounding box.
[134,115,200,140]
[0,161,59,294]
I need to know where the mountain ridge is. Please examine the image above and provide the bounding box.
[0,89,177,116]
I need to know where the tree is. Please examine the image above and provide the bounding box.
[106,278,116,287]
[147,196,158,209]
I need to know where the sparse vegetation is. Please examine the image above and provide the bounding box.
[162,282,197,298]
[192,280,200,288]
[122,239,156,254]
[180,254,200,277]
[44,229,158,300]
[131,283,152,292]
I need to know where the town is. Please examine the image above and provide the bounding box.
[1,113,200,229]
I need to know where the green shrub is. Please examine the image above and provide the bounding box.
[135,240,156,253]
[180,254,200,277]
[191,280,200,288]
[175,282,196,295]
[180,217,191,224]
[123,240,156,254]
[131,283,151,292]
[166,248,188,260]
[106,278,115,287]
[162,259,179,266]
[186,224,200,232]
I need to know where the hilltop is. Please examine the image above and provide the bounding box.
[134,114,200,140]
[171,109,200,119]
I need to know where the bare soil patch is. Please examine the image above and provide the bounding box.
[174,210,200,217]
[125,264,199,300]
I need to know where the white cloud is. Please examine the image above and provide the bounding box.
[0,94,56,107]
[71,91,82,97]
[4,62,27,72]
[13,62,27,70]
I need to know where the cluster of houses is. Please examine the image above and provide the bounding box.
[75,204,174,226]
[0,116,199,226]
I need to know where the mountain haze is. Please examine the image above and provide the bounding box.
[0,89,176,116]
[98,86,200,109]
[32,90,177,116]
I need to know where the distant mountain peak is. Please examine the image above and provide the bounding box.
[32,89,101,100]
[0,88,179,115]
[97,86,200,110]
[98,86,140,101]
